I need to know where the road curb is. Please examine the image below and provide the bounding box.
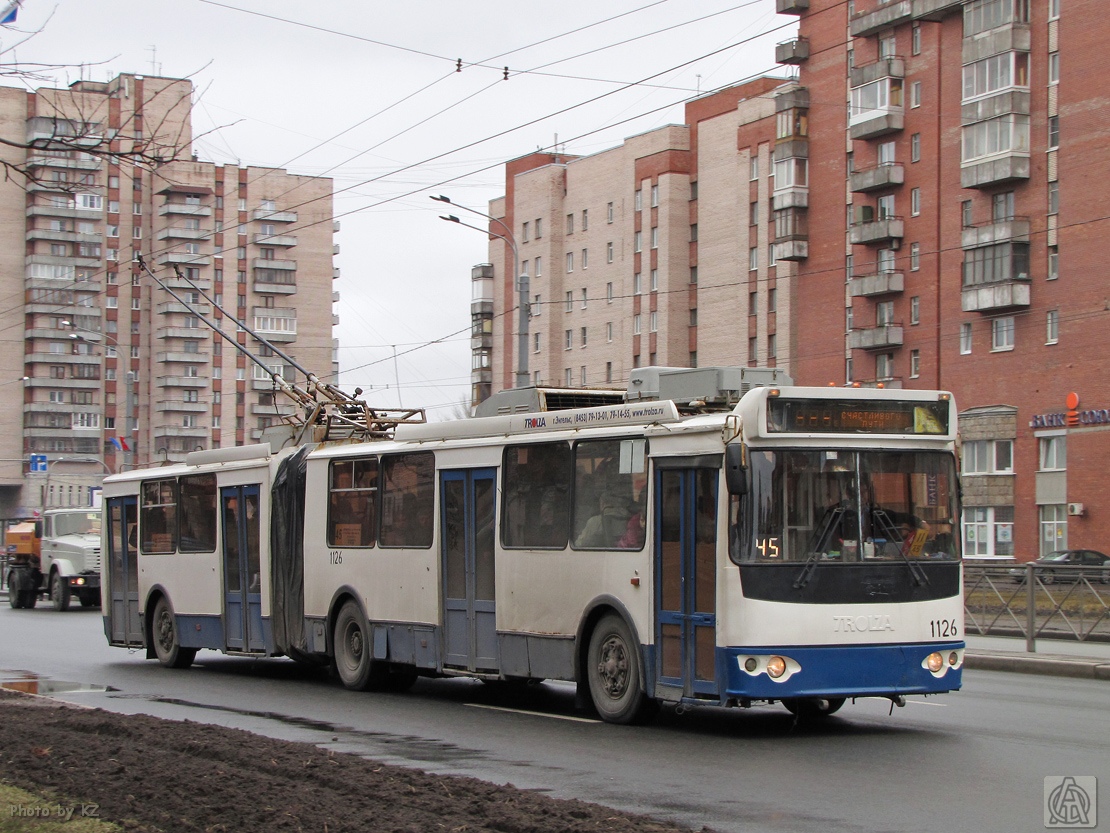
[964,651,1110,680]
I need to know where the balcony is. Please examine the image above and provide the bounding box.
[154,425,209,438]
[251,257,296,271]
[253,279,297,295]
[252,233,297,247]
[158,327,208,340]
[849,163,905,193]
[156,400,207,413]
[776,0,808,13]
[961,278,1031,312]
[849,271,904,297]
[156,375,209,388]
[774,240,809,261]
[159,203,212,217]
[912,0,963,20]
[850,0,911,37]
[157,227,212,241]
[961,218,1031,250]
[157,251,211,267]
[26,154,100,171]
[849,215,904,245]
[157,301,211,316]
[961,154,1030,189]
[849,324,904,350]
[157,351,211,363]
[251,403,296,417]
[251,208,298,223]
[776,37,810,64]
[962,90,1030,126]
[962,22,1030,65]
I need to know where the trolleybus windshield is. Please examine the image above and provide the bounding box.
[731,449,959,564]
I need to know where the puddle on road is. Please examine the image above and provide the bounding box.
[141,696,495,766]
[0,669,115,696]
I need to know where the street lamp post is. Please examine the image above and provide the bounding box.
[432,196,530,389]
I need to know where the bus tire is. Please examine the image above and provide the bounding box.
[333,601,375,691]
[151,596,197,669]
[783,697,845,719]
[587,613,655,725]
[51,573,71,612]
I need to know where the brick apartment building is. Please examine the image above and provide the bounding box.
[0,74,338,519]
[477,0,1108,560]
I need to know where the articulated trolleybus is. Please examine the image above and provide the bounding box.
[102,370,964,723]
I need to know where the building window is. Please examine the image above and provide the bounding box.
[911,188,921,216]
[606,282,613,303]
[1048,181,1059,215]
[581,289,587,309]
[634,231,642,253]
[962,51,1029,102]
[749,291,758,316]
[650,227,658,249]
[649,312,657,332]
[962,506,1015,557]
[876,300,894,326]
[961,114,1031,164]
[564,330,573,350]
[607,202,614,223]
[633,314,641,335]
[634,273,642,294]
[749,247,758,271]
[1047,246,1059,280]
[607,242,614,263]
[635,190,642,211]
[963,242,1029,286]
[991,316,1015,351]
[535,256,542,277]
[580,326,587,347]
[964,0,1030,38]
[910,242,920,271]
[910,295,920,324]
[964,439,1014,475]
[565,368,573,386]
[769,288,777,312]
[606,361,613,382]
[566,213,574,235]
[910,81,922,108]
[534,218,542,238]
[1046,309,1059,344]
[565,291,573,312]
[767,333,777,359]
[773,158,808,190]
[912,23,921,55]
[850,78,903,125]
[581,209,588,230]
[690,308,698,326]
[909,349,920,378]
[690,266,698,284]
[1039,504,1067,556]
[750,201,759,226]
[749,155,759,181]
[533,333,541,353]
[533,293,541,315]
[1040,435,1066,470]
[606,322,613,342]
[650,184,658,207]
[748,337,757,362]
[690,223,698,242]
[876,352,894,380]
[960,322,973,354]
[1048,115,1059,149]
[992,191,1015,221]
[962,200,973,229]
[879,35,896,59]
[1049,0,1060,19]
[581,249,588,269]
[1048,51,1059,85]
[911,133,921,162]
[650,269,658,292]
[566,252,573,273]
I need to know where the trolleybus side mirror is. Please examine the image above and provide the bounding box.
[725,444,748,496]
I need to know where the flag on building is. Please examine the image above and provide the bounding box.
[110,437,130,452]
[0,1,22,25]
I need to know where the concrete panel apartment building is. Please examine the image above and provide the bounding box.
[0,74,338,519]
[476,0,1108,561]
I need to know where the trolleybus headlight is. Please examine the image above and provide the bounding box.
[925,652,944,673]
[766,656,787,679]
[744,657,758,673]
[948,651,959,666]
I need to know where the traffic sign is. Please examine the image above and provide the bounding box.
[29,453,48,473]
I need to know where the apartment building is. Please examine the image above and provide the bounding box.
[0,74,338,518]
[474,76,796,406]
[780,0,1108,558]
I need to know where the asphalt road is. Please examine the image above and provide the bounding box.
[1,604,1106,833]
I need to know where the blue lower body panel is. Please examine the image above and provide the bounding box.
[721,642,964,700]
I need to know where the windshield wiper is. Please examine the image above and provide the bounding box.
[794,506,844,589]
[871,508,930,587]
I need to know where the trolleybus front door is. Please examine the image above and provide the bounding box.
[221,485,264,652]
[106,496,142,646]
[440,468,497,673]
[655,465,718,700]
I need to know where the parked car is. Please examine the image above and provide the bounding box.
[1009,550,1110,584]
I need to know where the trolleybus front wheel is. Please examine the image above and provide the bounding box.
[587,613,656,725]
[151,596,197,669]
[782,697,845,719]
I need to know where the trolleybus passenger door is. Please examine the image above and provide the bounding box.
[441,468,498,672]
[655,465,718,699]
[106,496,142,646]
[221,485,264,652]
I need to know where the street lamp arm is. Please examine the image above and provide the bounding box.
[430,195,514,243]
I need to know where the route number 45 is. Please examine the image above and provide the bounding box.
[756,537,781,559]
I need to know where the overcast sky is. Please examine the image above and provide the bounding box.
[4,0,792,419]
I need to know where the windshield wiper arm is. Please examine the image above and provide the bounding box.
[872,508,930,587]
[794,506,844,589]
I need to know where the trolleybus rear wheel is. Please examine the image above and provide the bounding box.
[151,596,197,669]
[334,601,375,690]
[587,613,656,725]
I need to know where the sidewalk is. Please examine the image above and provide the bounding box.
[964,634,1110,680]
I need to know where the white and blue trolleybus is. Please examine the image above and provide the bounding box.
[102,370,964,723]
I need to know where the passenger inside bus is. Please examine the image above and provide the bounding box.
[575,493,632,548]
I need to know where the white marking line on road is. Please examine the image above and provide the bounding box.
[465,703,600,723]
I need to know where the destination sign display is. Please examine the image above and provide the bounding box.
[767,398,949,435]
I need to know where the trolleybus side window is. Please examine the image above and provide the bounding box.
[379,452,434,548]
[501,442,572,549]
[179,473,217,552]
[328,457,378,548]
[572,438,648,550]
[140,478,178,554]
